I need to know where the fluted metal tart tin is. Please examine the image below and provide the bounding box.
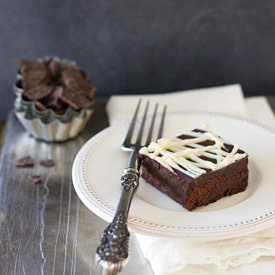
[13,56,95,142]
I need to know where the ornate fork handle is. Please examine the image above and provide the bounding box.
[96,167,139,274]
[96,101,166,274]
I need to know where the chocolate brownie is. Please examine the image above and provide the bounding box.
[139,128,249,211]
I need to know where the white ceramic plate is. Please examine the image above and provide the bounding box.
[72,111,275,240]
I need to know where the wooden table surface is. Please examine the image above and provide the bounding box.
[0,99,153,275]
[0,97,274,275]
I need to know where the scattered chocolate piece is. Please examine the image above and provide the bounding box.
[29,174,43,184]
[40,159,55,167]
[15,156,34,167]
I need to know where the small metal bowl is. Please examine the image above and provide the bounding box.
[14,56,95,142]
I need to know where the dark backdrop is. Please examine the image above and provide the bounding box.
[1,0,275,121]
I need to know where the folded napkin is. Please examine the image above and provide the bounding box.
[106,84,275,275]
[106,84,247,125]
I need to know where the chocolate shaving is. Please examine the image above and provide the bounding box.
[15,156,34,167]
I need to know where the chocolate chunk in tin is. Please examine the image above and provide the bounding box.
[42,86,63,107]
[23,85,54,101]
[53,107,67,115]
[40,159,55,167]
[48,58,60,79]
[29,174,43,184]
[15,155,34,167]
[35,101,47,111]
[20,59,50,90]
[59,88,91,110]
[41,86,67,114]
[61,68,96,99]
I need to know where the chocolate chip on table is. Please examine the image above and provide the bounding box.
[29,174,43,184]
[15,156,34,167]
[40,159,55,167]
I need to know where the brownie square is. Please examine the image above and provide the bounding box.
[139,129,249,211]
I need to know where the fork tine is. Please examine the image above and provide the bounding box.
[122,99,141,148]
[134,101,149,147]
[145,103,158,146]
[157,105,167,139]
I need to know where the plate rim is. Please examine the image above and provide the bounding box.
[72,110,275,240]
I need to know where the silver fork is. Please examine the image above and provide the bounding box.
[96,99,167,275]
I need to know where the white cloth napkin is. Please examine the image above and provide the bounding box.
[106,84,275,275]
[106,84,248,125]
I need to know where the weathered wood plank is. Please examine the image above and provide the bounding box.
[0,99,152,275]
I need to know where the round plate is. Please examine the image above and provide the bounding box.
[72,111,275,240]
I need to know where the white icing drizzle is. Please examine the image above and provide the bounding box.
[139,129,247,178]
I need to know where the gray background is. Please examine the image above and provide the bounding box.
[1,0,275,122]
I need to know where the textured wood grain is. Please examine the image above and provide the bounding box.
[0,99,153,275]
